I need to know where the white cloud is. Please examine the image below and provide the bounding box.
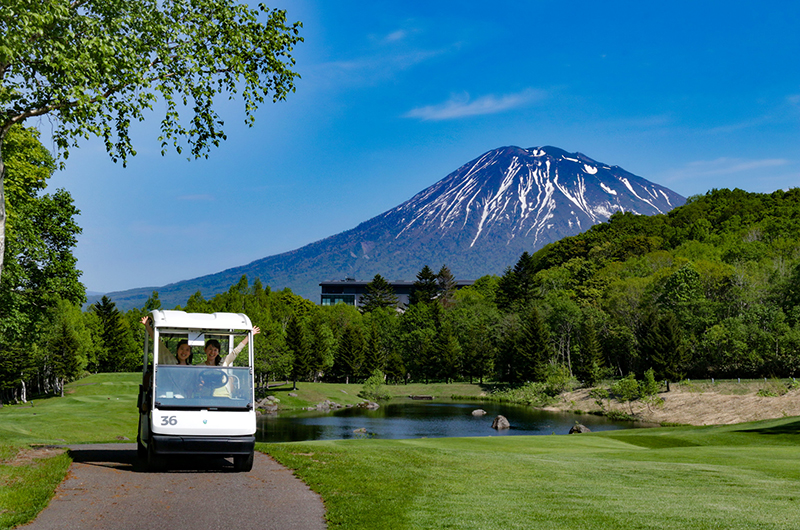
[404,89,547,121]
[384,30,407,43]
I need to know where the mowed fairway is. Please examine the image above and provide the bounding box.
[263,418,800,530]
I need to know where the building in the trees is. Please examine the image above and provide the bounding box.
[319,278,473,307]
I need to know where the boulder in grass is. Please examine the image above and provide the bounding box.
[491,415,510,430]
[569,423,591,434]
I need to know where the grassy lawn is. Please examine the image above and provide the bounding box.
[0,373,139,445]
[262,417,800,529]
[3,375,800,529]
[262,380,487,409]
[0,373,139,530]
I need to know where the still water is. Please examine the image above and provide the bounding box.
[256,401,645,443]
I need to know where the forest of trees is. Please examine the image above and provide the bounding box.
[4,122,800,403]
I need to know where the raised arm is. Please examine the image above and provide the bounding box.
[140,316,177,365]
[221,326,261,366]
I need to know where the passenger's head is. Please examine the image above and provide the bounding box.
[205,339,221,366]
[176,339,193,365]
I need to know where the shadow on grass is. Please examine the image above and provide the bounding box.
[738,418,800,435]
[67,444,240,473]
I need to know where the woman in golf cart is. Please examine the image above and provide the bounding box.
[203,326,261,366]
[140,316,193,365]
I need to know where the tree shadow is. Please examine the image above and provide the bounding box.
[738,418,800,435]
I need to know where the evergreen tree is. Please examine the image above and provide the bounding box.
[638,308,689,382]
[334,325,364,384]
[92,296,138,372]
[409,265,439,306]
[44,299,91,396]
[362,323,385,376]
[437,265,457,308]
[360,274,398,313]
[496,252,536,310]
[286,316,309,390]
[144,291,162,312]
[425,303,460,382]
[516,306,551,383]
[575,318,604,385]
[307,319,335,382]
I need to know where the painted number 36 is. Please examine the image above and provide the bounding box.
[161,416,178,426]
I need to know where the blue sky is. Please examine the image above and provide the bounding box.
[43,0,800,294]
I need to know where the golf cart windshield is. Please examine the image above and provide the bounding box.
[154,365,253,411]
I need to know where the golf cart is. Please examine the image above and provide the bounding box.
[137,310,256,471]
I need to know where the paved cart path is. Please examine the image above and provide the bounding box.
[22,444,326,530]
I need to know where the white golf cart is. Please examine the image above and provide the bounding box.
[137,310,256,471]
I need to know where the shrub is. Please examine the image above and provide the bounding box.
[358,370,391,401]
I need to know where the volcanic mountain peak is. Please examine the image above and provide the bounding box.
[96,145,685,309]
[386,145,681,250]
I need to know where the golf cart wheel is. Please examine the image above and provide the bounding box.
[137,436,146,459]
[147,441,165,471]
[234,451,254,472]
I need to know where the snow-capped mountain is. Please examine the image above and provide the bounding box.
[385,145,680,251]
[99,146,685,309]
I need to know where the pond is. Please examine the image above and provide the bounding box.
[256,400,649,443]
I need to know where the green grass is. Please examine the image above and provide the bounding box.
[266,381,487,410]
[0,446,71,529]
[4,376,800,529]
[0,373,140,445]
[262,417,800,529]
[0,373,140,530]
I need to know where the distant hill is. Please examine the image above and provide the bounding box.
[95,145,685,310]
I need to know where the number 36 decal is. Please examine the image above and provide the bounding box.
[160,416,178,426]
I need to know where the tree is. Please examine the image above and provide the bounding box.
[286,316,308,390]
[496,252,536,310]
[0,125,83,400]
[517,306,551,383]
[575,318,605,386]
[0,0,304,277]
[437,265,457,308]
[360,274,398,313]
[92,296,139,372]
[333,324,364,384]
[409,265,439,306]
[43,299,91,396]
[637,308,688,383]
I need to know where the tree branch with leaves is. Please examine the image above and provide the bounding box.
[0,0,303,276]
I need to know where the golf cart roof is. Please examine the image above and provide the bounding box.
[150,310,252,332]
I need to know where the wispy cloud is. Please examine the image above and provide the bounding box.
[676,158,789,177]
[404,89,547,121]
[311,47,451,87]
[383,29,407,43]
[658,158,793,191]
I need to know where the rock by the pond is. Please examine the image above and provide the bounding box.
[472,409,487,416]
[315,399,344,411]
[353,427,367,433]
[356,401,380,409]
[569,423,591,434]
[491,415,510,430]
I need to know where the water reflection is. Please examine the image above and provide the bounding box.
[257,401,645,443]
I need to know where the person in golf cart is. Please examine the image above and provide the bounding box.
[140,316,259,366]
[202,328,260,366]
